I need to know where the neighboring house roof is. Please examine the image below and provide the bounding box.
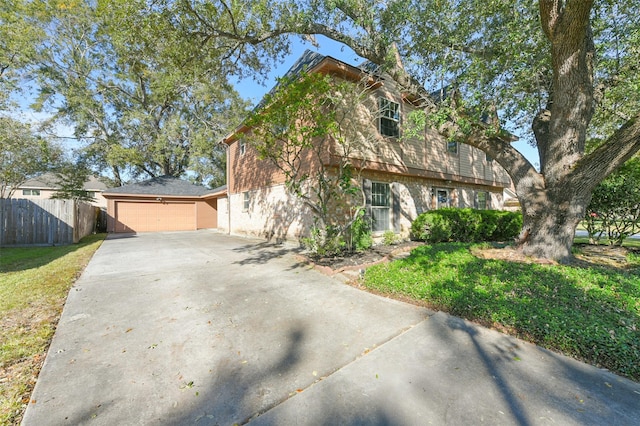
[20,172,109,191]
[103,175,218,198]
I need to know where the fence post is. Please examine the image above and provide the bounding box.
[0,198,4,247]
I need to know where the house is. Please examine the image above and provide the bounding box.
[217,50,513,242]
[15,172,110,208]
[103,175,223,233]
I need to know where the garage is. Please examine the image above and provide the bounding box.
[114,201,197,233]
[103,176,225,233]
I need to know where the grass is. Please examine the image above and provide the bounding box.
[363,242,640,382]
[574,235,640,249]
[0,234,105,425]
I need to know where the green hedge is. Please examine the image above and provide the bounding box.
[411,208,522,243]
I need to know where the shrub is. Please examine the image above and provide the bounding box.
[347,209,373,252]
[302,224,346,256]
[382,230,398,245]
[411,208,522,243]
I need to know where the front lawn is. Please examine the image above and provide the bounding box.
[363,242,640,381]
[0,234,105,425]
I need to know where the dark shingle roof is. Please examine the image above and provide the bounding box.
[254,50,328,110]
[104,175,216,197]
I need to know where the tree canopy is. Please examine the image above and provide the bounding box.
[24,0,249,188]
[0,116,62,198]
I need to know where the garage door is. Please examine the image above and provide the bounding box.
[114,201,196,233]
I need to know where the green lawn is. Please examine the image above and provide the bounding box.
[363,242,640,382]
[0,234,105,425]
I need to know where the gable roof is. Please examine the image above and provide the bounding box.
[224,50,381,144]
[103,175,217,197]
[20,172,109,191]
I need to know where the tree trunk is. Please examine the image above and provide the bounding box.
[517,187,591,262]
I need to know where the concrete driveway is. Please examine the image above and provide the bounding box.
[23,231,640,425]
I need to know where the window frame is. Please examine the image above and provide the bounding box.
[436,188,450,209]
[22,189,40,196]
[242,191,250,211]
[239,141,246,156]
[477,191,488,210]
[370,182,391,232]
[446,140,459,155]
[378,97,400,138]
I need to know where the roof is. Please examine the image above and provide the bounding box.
[224,50,380,144]
[20,172,109,191]
[103,175,218,197]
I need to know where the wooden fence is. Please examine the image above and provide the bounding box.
[0,198,98,247]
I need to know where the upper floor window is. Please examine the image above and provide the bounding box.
[485,152,493,162]
[379,98,400,138]
[22,189,40,196]
[447,140,459,155]
[239,142,246,156]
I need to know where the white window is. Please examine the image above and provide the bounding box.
[447,140,458,154]
[22,189,40,196]
[379,98,400,138]
[477,191,488,209]
[243,191,250,211]
[371,182,391,232]
[240,142,246,156]
[436,189,450,209]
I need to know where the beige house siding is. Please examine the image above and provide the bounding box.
[15,187,108,209]
[227,184,314,242]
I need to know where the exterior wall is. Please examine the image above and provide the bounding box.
[228,138,285,194]
[217,197,229,233]
[361,170,504,239]
[227,183,314,242]
[196,199,217,229]
[341,84,512,189]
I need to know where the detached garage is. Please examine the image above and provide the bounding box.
[103,176,226,233]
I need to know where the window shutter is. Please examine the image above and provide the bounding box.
[392,183,401,233]
[363,179,372,223]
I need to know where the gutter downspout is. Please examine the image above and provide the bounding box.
[226,144,231,235]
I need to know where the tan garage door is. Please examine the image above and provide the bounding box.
[115,201,196,233]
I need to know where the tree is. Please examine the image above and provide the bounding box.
[242,72,377,253]
[0,0,42,110]
[51,161,97,203]
[30,0,248,187]
[584,158,640,245]
[145,0,640,262]
[0,117,62,198]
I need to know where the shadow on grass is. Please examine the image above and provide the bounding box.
[365,243,640,381]
[0,233,106,274]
